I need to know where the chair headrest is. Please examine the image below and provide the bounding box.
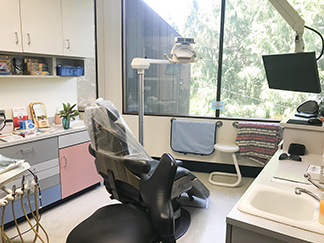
[84,99,153,162]
[106,106,120,122]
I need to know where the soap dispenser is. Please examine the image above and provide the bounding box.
[320,191,324,225]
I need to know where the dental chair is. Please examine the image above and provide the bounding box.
[66,100,210,243]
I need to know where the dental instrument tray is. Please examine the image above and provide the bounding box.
[0,154,25,175]
[287,118,322,126]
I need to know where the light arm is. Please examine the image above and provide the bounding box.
[131,58,170,71]
[269,0,305,52]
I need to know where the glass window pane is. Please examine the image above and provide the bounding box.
[124,0,220,116]
[221,0,324,119]
[124,0,324,119]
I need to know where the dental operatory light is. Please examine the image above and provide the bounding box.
[263,0,324,93]
[131,37,202,145]
[165,37,203,63]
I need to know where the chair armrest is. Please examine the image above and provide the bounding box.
[175,159,183,166]
[124,159,151,175]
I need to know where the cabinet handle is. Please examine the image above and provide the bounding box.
[20,146,34,154]
[63,156,68,167]
[66,38,70,49]
[15,32,19,44]
[27,33,31,45]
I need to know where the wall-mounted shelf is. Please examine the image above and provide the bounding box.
[0,75,60,79]
[56,58,85,77]
[0,54,85,78]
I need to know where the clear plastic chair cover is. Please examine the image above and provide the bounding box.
[84,99,152,161]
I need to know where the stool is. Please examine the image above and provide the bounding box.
[208,143,242,187]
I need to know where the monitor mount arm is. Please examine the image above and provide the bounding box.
[269,0,305,52]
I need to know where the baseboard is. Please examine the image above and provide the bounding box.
[153,157,262,178]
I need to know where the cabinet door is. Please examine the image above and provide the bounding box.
[59,142,102,199]
[20,0,63,55]
[0,0,22,52]
[61,0,95,58]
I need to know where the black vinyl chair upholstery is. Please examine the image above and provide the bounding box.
[66,100,210,242]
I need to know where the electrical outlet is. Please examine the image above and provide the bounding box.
[0,109,5,116]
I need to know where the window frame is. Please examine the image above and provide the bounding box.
[121,0,284,123]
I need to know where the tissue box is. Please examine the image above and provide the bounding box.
[306,165,321,180]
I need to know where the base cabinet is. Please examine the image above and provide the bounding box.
[0,129,102,225]
[226,223,309,243]
[0,137,61,225]
[59,141,102,199]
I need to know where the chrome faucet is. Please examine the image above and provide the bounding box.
[304,173,324,192]
[295,187,320,202]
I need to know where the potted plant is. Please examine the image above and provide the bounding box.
[59,103,80,129]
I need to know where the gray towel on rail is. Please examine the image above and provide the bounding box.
[170,119,216,155]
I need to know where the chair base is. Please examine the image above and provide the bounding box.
[174,208,191,239]
[208,171,242,187]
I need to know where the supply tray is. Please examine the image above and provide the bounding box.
[57,66,84,76]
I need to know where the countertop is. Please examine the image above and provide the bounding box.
[280,113,324,132]
[0,121,87,149]
[226,150,324,243]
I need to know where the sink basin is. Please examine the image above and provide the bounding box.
[238,184,324,235]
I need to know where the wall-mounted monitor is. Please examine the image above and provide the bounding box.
[262,52,321,93]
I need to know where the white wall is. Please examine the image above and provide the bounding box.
[96,0,260,167]
[0,77,77,119]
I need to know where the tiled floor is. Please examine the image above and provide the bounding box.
[3,172,254,243]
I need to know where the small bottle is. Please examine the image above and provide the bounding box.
[319,191,324,225]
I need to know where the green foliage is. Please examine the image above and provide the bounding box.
[175,0,324,119]
[59,103,80,121]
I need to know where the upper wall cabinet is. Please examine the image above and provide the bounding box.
[0,0,23,52]
[20,0,63,55]
[61,0,95,58]
[0,0,95,58]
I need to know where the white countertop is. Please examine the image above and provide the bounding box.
[0,121,87,149]
[227,150,324,243]
[280,113,324,132]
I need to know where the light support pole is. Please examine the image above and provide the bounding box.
[137,68,145,145]
[131,58,170,146]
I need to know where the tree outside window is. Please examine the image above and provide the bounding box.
[124,0,324,119]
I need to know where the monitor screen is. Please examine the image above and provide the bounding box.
[262,52,321,93]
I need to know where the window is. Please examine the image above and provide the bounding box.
[123,0,324,119]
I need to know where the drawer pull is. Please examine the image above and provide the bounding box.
[63,156,68,167]
[20,147,34,153]
[66,38,70,49]
[15,31,19,44]
[27,33,31,45]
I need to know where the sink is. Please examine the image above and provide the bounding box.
[238,184,324,235]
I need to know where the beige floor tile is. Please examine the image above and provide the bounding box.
[2,172,254,243]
